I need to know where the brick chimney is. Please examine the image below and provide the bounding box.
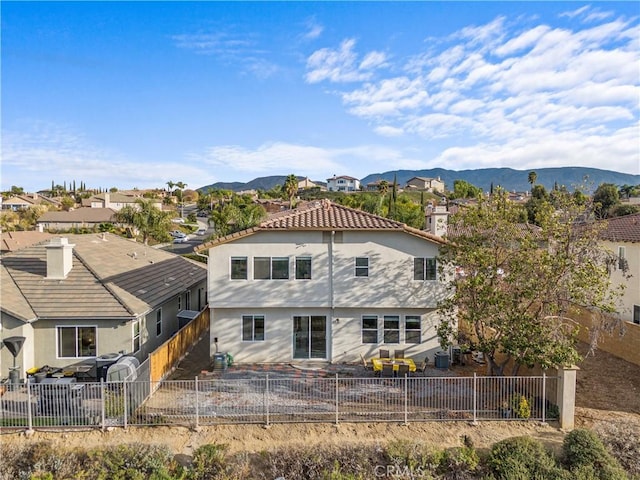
[45,237,75,279]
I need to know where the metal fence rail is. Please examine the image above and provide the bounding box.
[0,374,557,431]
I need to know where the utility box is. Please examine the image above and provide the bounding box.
[212,353,227,371]
[435,351,450,369]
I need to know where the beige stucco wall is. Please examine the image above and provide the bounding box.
[603,240,639,323]
[211,307,442,364]
[0,314,35,379]
[208,230,447,310]
[207,229,447,363]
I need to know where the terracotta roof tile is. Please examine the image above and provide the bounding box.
[600,213,640,243]
[196,200,445,250]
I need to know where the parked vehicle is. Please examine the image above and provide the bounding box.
[173,235,190,244]
[195,228,207,236]
[170,230,186,238]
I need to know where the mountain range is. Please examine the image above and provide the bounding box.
[199,167,640,194]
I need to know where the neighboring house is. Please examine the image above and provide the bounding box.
[195,199,449,364]
[82,192,162,211]
[600,213,640,324]
[297,177,318,190]
[0,233,207,380]
[1,193,60,211]
[1,231,54,254]
[327,175,361,192]
[405,177,445,193]
[36,208,118,231]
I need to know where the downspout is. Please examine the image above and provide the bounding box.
[329,230,335,362]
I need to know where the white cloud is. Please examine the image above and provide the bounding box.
[303,18,324,40]
[1,122,215,191]
[305,38,388,83]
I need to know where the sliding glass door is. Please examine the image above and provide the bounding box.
[293,315,327,359]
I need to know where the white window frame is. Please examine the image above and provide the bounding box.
[186,291,191,310]
[383,315,400,344]
[362,315,378,344]
[295,256,312,280]
[230,256,248,280]
[634,305,640,325]
[132,319,141,353]
[405,315,422,344]
[253,256,290,280]
[355,257,369,277]
[618,246,627,270]
[56,325,97,359]
[242,315,265,342]
[414,257,437,281]
[177,294,182,311]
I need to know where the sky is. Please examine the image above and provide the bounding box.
[2,1,639,193]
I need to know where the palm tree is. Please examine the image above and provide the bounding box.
[115,198,172,245]
[283,174,298,209]
[527,171,537,189]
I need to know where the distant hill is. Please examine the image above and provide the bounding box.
[198,168,639,194]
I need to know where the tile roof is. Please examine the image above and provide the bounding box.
[196,199,445,250]
[1,233,207,322]
[1,231,54,252]
[37,208,117,223]
[600,213,640,243]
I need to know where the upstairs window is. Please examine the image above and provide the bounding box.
[132,320,141,353]
[230,257,248,280]
[414,257,437,281]
[295,256,312,280]
[618,247,627,270]
[355,257,369,277]
[156,309,162,336]
[254,257,289,280]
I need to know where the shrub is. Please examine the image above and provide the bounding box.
[562,429,628,480]
[86,443,178,480]
[510,394,531,419]
[488,436,559,479]
[189,443,229,480]
[437,446,479,479]
[0,441,84,480]
[594,420,640,476]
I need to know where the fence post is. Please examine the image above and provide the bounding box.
[557,366,578,430]
[26,379,33,433]
[123,380,128,429]
[403,374,408,426]
[472,373,478,425]
[101,379,106,431]
[541,372,547,425]
[335,374,339,425]
[195,376,200,430]
[265,374,270,427]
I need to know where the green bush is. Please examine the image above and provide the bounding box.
[488,436,560,479]
[0,441,84,480]
[86,443,179,480]
[510,394,532,419]
[437,446,479,479]
[189,443,229,480]
[562,429,628,480]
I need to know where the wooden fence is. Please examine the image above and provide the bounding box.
[149,309,209,382]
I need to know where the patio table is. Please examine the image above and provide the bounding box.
[371,358,416,373]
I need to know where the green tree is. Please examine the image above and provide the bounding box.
[527,171,537,188]
[593,183,620,218]
[114,198,173,245]
[60,196,76,211]
[437,190,624,375]
[283,174,298,208]
[210,195,267,238]
[452,179,482,199]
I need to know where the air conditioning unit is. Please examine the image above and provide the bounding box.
[95,353,123,380]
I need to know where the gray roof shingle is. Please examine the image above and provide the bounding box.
[1,233,207,322]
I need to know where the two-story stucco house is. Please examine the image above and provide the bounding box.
[195,199,449,364]
[600,213,640,324]
[405,177,445,193]
[327,175,361,192]
[0,233,207,380]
